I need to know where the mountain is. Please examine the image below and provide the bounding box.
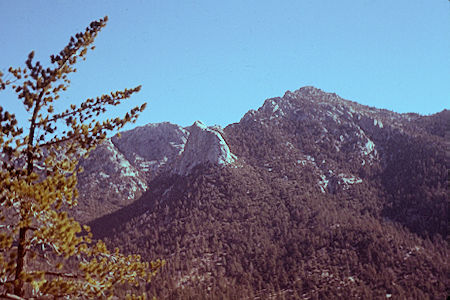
[76,86,447,299]
[75,122,188,223]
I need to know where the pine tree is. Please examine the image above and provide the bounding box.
[0,16,163,299]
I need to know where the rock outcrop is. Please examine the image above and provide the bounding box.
[174,121,236,175]
[75,121,237,221]
[75,139,148,222]
[112,122,188,180]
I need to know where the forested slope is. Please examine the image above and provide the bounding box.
[87,87,448,299]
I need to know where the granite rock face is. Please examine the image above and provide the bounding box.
[174,121,236,175]
[76,121,237,221]
[76,139,148,222]
[112,122,189,180]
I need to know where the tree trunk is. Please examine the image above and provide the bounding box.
[13,227,26,296]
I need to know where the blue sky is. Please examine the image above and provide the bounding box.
[0,1,449,129]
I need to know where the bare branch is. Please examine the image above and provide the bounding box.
[38,136,72,149]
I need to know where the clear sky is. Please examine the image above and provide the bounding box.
[0,1,449,129]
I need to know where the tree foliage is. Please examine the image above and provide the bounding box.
[0,16,163,299]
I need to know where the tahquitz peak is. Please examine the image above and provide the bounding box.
[77,86,447,299]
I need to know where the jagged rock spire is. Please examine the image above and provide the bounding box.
[174,121,236,175]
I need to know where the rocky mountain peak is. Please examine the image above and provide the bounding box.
[174,120,236,175]
[290,85,327,98]
[111,122,188,179]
